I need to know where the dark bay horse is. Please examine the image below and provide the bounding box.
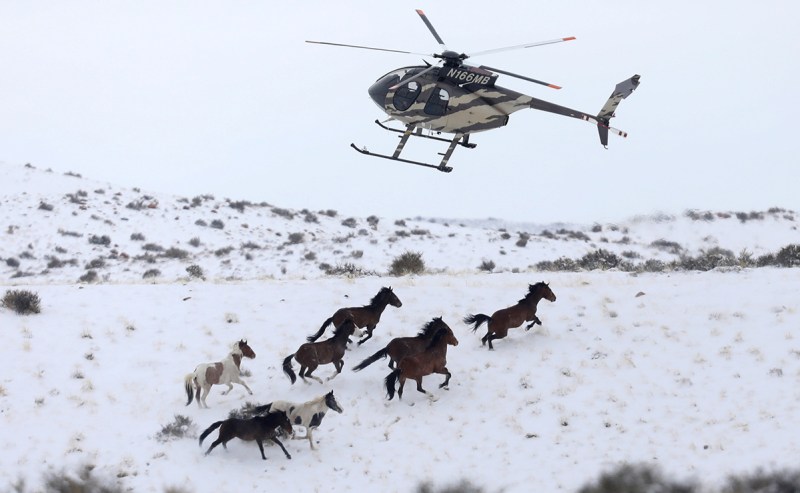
[283,320,356,384]
[384,321,458,401]
[306,286,402,345]
[353,317,451,371]
[199,410,293,461]
[464,282,556,350]
[185,339,256,408]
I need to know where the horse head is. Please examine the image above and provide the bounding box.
[381,286,403,308]
[325,390,344,414]
[529,282,557,302]
[272,410,293,436]
[237,339,257,359]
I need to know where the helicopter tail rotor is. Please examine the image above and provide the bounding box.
[593,74,641,147]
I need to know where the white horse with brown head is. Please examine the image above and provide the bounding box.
[185,339,256,408]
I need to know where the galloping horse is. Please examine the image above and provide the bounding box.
[283,320,356,384]
[252,390,344,450]
[384,321,458,401]
[199,409,293,461]
[464,282,556,350]
[353,317,451,371]
[185,339,256,408]
[306,286,403,346]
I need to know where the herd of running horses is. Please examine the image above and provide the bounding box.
[185,282,557,461]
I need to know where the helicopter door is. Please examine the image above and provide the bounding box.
[392,81,421,111]
[423,87,450,117]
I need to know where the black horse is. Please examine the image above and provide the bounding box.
[199,410,293,461]
[306,287,402,345]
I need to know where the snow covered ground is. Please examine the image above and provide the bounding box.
[1,163,799,492]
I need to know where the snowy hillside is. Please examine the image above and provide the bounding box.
[1,162,800,493]
[2,163,798,284]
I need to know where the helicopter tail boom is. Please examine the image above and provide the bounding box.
[527,74,640,148]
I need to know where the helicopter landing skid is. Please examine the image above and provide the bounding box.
[350,122,475,173]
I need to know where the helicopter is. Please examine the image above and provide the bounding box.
[307,9,640,173]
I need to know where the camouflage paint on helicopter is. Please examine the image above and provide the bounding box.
[309,9,641,172]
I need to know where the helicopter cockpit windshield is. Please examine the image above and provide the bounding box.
[368,67,429,109]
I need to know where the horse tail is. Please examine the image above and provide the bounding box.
[384,369,400,400]
[282,354,297,384]
[353,347,388,372]
[307,317,333,342]
[184,373,195,406]
[463,313,491,333]
[199,420,223,446]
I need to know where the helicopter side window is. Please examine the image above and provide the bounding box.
[424,88,450,116]
[392,81,421,111]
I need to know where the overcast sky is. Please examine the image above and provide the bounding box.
[2,1,798,223]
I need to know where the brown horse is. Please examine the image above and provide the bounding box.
[384,321,458,401]
[464,282,556,350]
[199,410,293,461]
[352,317,450,371]
[306,286,402,345]
[283,320,356,384]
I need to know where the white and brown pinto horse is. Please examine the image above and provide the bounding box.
[185,339,256,408]
[252,390,344,450]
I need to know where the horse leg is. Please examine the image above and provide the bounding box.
[358,325,375,345]
[205,438,224,456]
[271,436,292,459]
[436,367,452,389]
[306,427,316,450]
[199,385,211,408]
[302,366,324,384]
[526,316,542,330]
[234,377,253,395]
[481,330,490,346]
[255,439,267,460]
[397,375,406,400]
[414,377,428,396]
[326,359,344,382]
[220,383,233,395]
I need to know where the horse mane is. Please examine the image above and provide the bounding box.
[331,320,355,339]
[366,287,392,308]
[529,281,548,292]
[424,326,451,349]
[416,317,443,338]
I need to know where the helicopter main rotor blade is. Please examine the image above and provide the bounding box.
[389,63,441,90]
[415,9,447,51]
[479,65,563,90]
[468,36,576,58]
[305,40,431,57]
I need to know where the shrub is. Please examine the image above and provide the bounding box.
[389,251,425,276]
[678,247,736,271]
[38,201,54,211]
[227,402,261,420]
[721,469,800,493]
[85,257,106,269]
[775,244,800,267]
[88,235,111,247]
[578,463,696,493]
[536,257,579,272]
[210,219,224,230]
[367,215,380,229]
[186,265,205,279]
[287,233,305,244]
[516,233,530,248]
[143,269,161,279]
[156,415,196,442]
[579,249,621,271]
[2,289,41,315]
[324,263,377,277]
[650,239,684,255]
[188,237,201,247]
[79,270,98,283]
[416,480,485,493]
[142,243,164,252]
[478,259,495,272]
[164,247,189,259]
[215,246,234,257]
[341,217,358,228]
[194,219,207,227]
[228,200,250,213]
[271,207,294,219]
[6,257,20,268]
[304,212,319,223]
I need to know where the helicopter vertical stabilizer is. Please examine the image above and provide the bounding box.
[596,74,641,147]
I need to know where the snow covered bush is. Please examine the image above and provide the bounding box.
[389,251,425,276]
